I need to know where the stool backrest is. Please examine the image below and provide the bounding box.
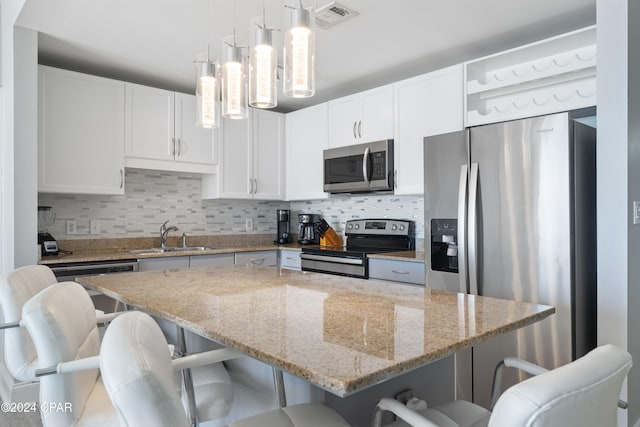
[100,311,190,427]
[489,344,632,427]
[0,265,56,381]
[22,281,101,427]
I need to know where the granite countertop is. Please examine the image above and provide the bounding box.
[38,235,304,265]
[39,236,425,265]
[78,264,554,397]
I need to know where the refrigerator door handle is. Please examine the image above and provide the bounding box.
[457,165,469,294]
[468,162,479,295]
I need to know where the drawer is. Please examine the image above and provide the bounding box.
[235,250,277,267]
[368,258,425,285]
[279,250,301,270]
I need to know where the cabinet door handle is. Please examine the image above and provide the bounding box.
[250,258,265,265]
[176,138,182,156]
[392,269,410,274]
[249,179,254,194]
[253,179,258,194]
[352,121,357,139]
[120,169,124,189]
[358,120,362,138]
[171,138,176,156]
[394,169,398,189]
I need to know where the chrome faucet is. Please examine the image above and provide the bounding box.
[160,220,179,250]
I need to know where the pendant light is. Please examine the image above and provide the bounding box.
[284,0,315,98]
[222,1,248,120]
[196,1,219,128]
[195,54,219,128]
[249,4,277,109]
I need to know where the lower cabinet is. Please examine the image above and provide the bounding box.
[279,250,302,271]
[190,253,235,268]
[235,250,277,267]
[137,256,189,271]
[368,258,425,285]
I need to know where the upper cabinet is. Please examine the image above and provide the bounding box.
[285,103,329,201]
[124,83,217,173]
[465,26,596,126]
[328,85,394,148]
[202,109,284,200]
[38,66,125,195]
[394,65,464,195]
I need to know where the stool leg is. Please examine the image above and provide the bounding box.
[177,326,199,427]
[272,367,287,408]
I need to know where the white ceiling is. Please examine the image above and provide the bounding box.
[16,0,595,113]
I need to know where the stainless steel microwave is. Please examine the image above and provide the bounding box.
[323,139,394,193]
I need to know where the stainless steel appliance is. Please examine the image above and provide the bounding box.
[301,219,414,278]
[275,209,291,244]
[38,206,59,256]
[298,213,321,245]
[323,139,394,193]
[424,110,597,408]
[50,260,139,313]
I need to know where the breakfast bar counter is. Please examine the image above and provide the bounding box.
[78,264,554,397]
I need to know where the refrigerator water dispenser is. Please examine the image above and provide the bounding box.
[431,219,458,273]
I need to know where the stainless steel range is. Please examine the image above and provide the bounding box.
[300,219,415,279]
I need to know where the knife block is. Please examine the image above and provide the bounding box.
[320,227,343,247]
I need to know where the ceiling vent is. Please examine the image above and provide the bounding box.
[315,2,359,29]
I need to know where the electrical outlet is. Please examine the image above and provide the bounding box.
[90,220,101,235]
[66,220,77,235]
[245,218,254,231]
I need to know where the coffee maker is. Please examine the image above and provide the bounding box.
[38,206,59,256]
[298,213,321,245]
[275,209,291,244]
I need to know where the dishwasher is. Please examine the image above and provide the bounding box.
[49,260,138,313]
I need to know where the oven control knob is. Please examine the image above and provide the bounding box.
[391,225,397,231]
[399,225,405,231]
[354,224,360,229]
[347,224,353,229]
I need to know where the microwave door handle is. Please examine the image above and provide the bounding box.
[362,147,370,184]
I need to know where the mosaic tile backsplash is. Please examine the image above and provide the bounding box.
[38,169,424,240]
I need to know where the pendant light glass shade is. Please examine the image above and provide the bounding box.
[284,4,315,98]
[249,23,277,109]
[195,60,219,128]
[222,37,248,120]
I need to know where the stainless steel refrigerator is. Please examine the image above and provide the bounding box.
[424,110,597,408]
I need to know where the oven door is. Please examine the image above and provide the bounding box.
[300,253,367,279]
[323,140,394,193]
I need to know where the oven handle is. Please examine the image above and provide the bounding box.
[300,254,364,265]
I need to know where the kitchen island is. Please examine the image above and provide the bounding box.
[78,264,554,397]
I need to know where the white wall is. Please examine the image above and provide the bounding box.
[0,0,26,275]
[13,25,37,267]
[596,0,639,425]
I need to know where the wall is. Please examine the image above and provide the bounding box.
[39,169,425,242]
[290,195,425,239]
[596,0,636,425]
[13,26,37,267]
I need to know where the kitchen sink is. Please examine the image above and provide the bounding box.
[127,246,216,254]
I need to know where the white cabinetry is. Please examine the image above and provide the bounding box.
[124,83,216,173]
[189,253,235,268]
[138,256,189,271]
[38,66,125,195]
[285,103,329,200]
[328,85,394,148]
[202,110,284,200]
[279,250,302,270]
[393,65,464,195]
[465,26,596,126]
[368,258,425,285]
[235,250,277,267]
